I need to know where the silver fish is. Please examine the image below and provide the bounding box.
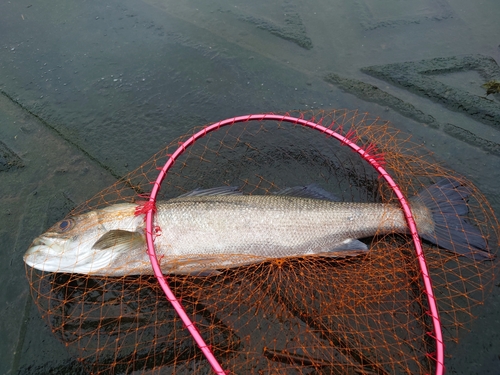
[23,179,493,276]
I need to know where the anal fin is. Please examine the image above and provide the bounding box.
[317,239,369,258]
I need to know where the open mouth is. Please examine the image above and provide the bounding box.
[25,237,56,257]
[31,238,46,247]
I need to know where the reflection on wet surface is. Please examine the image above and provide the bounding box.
[1,0,499,374]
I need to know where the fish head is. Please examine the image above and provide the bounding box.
[24,203,145,275]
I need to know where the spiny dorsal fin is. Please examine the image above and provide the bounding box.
[177,186,243,198]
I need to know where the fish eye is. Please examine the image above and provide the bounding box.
[51,218,75,233]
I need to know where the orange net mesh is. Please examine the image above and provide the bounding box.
[26,110,498,375]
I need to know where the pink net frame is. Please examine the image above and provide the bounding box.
[142,114,445,375]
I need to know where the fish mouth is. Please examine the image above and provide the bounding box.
[31,238,46,247]
[25,236,55,256]
[23,244,46,268]
[23,236,64,269]
[24,240,49,264]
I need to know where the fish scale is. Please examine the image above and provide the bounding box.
[155,196,406,259]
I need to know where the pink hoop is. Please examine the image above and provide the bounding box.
[144,114,444,375]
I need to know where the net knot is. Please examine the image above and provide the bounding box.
[153,225,162,237]
[341,128,359,145]
[134,201,156,216]
[363,143,386,166]
[425,350,441,363]
[183,321,201,334]
[426,331,444,346]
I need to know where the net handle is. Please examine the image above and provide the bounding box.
[144,113,445,375]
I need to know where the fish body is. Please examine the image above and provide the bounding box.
[154,196,420,273]
[24,180,493,276]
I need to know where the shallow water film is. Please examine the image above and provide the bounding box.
[1,1,499,374]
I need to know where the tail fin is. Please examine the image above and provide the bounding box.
[411,178,495,261]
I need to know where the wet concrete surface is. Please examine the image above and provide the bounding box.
[362,55,500,129]
[1,0,499,374]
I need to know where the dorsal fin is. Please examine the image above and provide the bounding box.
[274,184,341,201]
[177,186,243,198]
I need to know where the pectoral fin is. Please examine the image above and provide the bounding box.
[92,230,145,253]
[335,239,368,251]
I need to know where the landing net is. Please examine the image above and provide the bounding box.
[27,110,498,375]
